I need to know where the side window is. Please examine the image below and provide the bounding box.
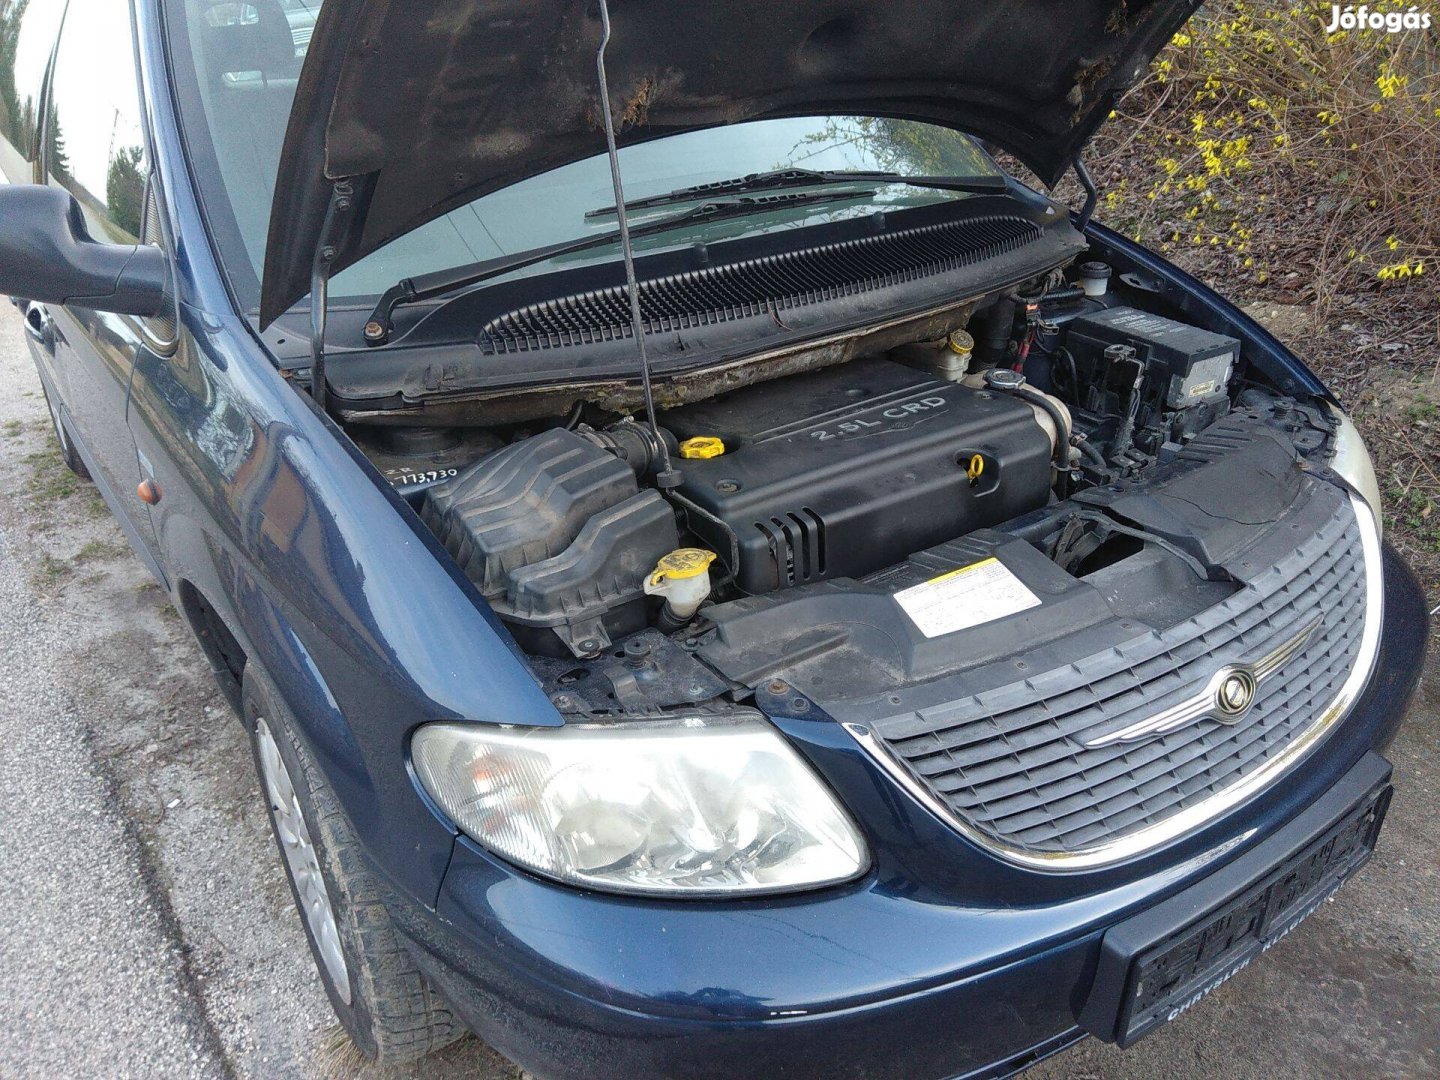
[0,0,67,181]
[47,0,147,244]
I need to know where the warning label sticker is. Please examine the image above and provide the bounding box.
[892,557,1041,638]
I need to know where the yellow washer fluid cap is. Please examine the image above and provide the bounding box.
[679,436,726,459]
[649,548,716,585]
[947,329,975,356]
[645,549,717,625]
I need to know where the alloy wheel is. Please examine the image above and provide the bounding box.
[255,716,352,1004]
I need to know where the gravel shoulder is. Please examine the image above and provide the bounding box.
[0,311,228,1079]
[0,305,1433,1079]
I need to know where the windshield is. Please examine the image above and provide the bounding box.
[167,0,1003,312]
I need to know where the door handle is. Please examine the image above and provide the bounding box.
[22,302,55,351]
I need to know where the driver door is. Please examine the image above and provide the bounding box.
[39,0,166,572]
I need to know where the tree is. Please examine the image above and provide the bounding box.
[106,144,145,239]
[0,0,32,151]
[42,97,66,181]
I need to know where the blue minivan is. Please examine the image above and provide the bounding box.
[0,0,1426,1076]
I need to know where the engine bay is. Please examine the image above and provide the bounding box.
[347,245,1341,715]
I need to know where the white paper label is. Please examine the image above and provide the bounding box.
[892,557,1041,638]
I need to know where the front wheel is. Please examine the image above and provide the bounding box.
[244,666,462,1063]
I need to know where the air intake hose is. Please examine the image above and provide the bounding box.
[577,418,678,480]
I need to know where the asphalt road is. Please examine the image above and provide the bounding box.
[0,304,1434,1080]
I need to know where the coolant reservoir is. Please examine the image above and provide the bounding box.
[933,330,973,381]
[892,329,974,383]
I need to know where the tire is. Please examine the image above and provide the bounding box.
[243,666,463,1063]
[40,381,90,480]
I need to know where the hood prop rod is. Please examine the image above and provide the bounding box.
[593,0,679,490]
[1072,157,1098,233]
[308,180,355,415]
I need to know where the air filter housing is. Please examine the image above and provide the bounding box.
[422,429,678,656]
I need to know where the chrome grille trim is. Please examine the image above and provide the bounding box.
[846,491,1383,872]
[1080,615,1321,748]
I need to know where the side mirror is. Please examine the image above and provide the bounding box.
[0,185,168,317]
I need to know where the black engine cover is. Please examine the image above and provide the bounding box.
[661,357,1053,593]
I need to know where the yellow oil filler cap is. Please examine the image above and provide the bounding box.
[678,436,726,459]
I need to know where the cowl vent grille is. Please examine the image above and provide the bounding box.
[478,214,1043,353]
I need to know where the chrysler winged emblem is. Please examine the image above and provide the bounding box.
[1083,617,1322,748]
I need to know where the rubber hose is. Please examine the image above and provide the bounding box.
[1007,385,1072,468]
[1076,437,1107,469]
[1020,285,1085,305]
[981,297,1017,366]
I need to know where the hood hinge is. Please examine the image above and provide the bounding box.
[308,179,356,413]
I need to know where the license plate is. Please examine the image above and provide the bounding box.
[1113,783,1390,1046]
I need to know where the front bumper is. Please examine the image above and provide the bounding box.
[392,544,1425,1080]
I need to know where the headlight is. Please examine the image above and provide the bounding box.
[412,712,868,896]
[1327,404,1382,534]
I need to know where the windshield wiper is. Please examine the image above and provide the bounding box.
[584,167,1010,219]
[363,189,875,343]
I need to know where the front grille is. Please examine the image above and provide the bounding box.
[871,497,1368,857]
[478,214,1042,353]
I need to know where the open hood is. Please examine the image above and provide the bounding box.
[260,0,1201,326]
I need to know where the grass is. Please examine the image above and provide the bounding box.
[22,447,81,502]
[28,537,132,591]
[1404,397,1438,424]
[1392,487,1440,555]
[8,436,137,583]
[1354,377,1440,585]
[75,539,128,564]
[32,552,71,589]
[315,1024,366,1078]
